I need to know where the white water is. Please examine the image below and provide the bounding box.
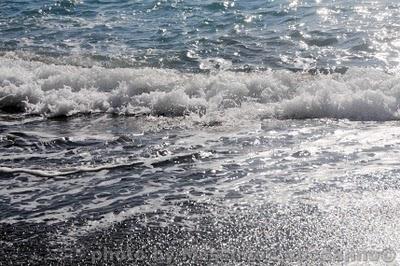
[2,56,400,121]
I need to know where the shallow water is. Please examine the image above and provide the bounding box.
[2,113,400,264]
[2,0,400,265]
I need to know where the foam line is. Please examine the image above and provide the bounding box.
[1,57,400,121]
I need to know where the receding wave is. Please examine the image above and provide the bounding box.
[1,56,400,121]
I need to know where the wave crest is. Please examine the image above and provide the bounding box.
[1,57,400,121]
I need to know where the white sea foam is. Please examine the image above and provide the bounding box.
[1,57,400,120]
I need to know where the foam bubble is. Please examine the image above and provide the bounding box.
[1,57,400,121]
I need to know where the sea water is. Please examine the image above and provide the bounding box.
[1,0,400,264]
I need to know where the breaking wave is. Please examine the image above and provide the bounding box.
[1,56,400,121]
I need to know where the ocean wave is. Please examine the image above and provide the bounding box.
[1,56,400,121]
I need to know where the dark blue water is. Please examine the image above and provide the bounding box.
[2,0,400,71]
